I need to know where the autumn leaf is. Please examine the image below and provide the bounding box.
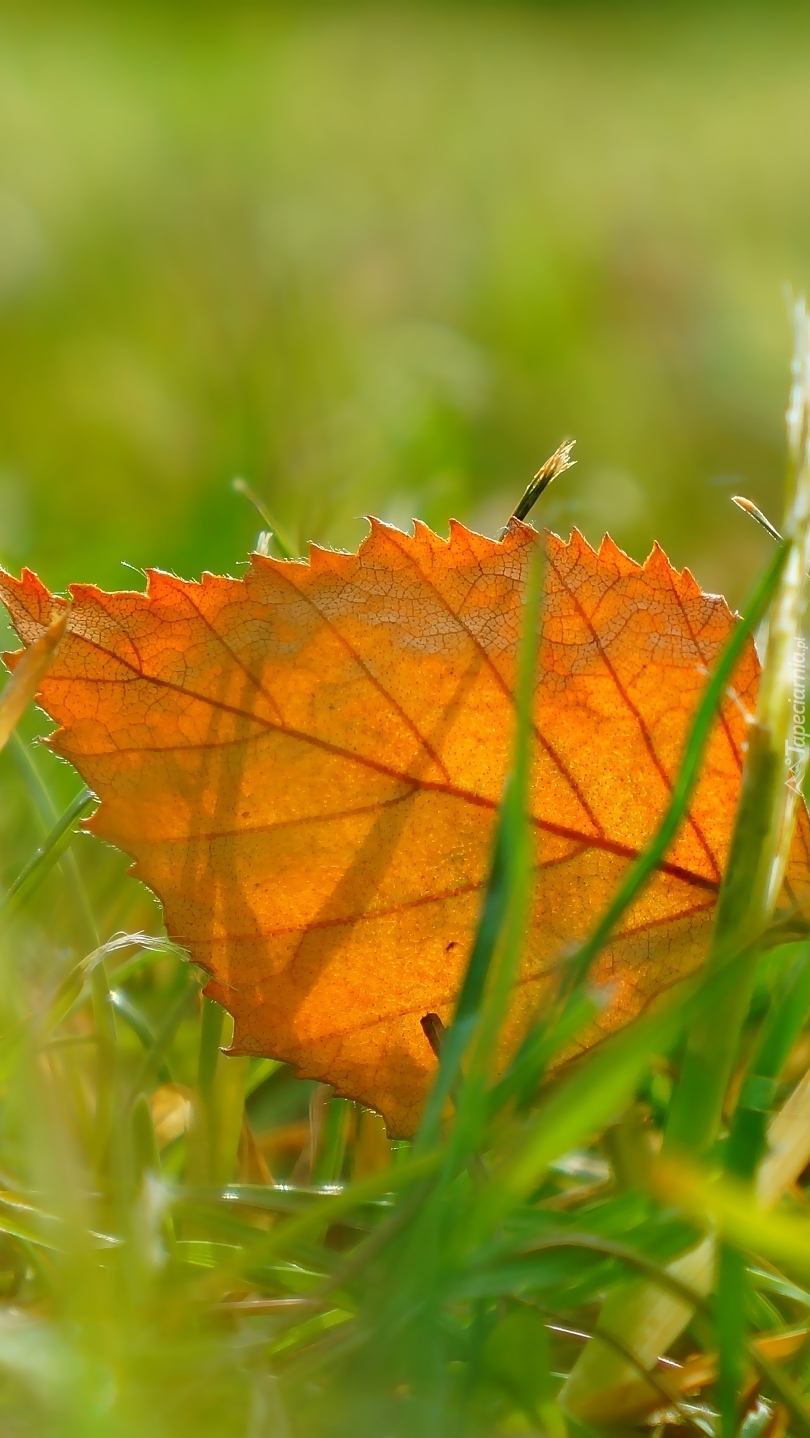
[2,521,809,1136]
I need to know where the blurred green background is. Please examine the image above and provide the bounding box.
[0,0,808,607]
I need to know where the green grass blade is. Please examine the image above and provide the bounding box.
[480,539,786,1157]
[463,953,749,1245]
[110,989,172,1080]
[412,811,510,1152]
[414,546,542,1156]
[11,733,99,948]
[313,1098,352,1185]
[127,972,203,1107]
[716,1241,747,1438]
[232,477,296,559]
[555,540,787,1003]
[518,1232,711,1314]
[0,787,95,920]
[443,545,542,1168]
[749,1344,810,1438]
[48,933,184,1034]
[245,1058,283,1096]
[488,984,606,1116]
[106,995,153,1052]
[90,956,118,1172]
[218,1154,441,1272]
[726,940,810,1182]
[197,995,225,1097]
[189,996,246,1187]
[717,941,810,1436]
[131,1092,161,1182]
[668,304,810,1156]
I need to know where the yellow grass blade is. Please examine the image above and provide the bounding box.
[0,612,67,753]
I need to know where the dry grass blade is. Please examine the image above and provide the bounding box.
[508,438,576,524]
[0,611,66,752]
[733,495,784,545]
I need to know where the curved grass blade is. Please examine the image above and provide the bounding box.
[232,477,296,559]
[245,1058,283,1096]
[415,546,542,1157]
[11,734,99,950]
[0,612,66,754]
[109,989,171,1086]
[464,946,753,1244]
[556,539,788,1002]
[669,300,810,1159]
[517,1232,712,1316]
[488,984,607,1116]
[127,971,204,1107]
[727,940,810,1183]
[720,944,810,1438]
[442,545,541,1168]
[53,933,188,1031]
[0,787,95,921]
[488,538,787,1121]
[750,1343,810,1438]
[232,1153,440,1267]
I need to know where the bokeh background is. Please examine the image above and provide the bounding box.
[1,0,809,608]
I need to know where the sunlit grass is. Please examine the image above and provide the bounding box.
[2,386,810,1434]
[4,8,810,1430]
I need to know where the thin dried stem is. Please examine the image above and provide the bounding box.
[509,439,575,525]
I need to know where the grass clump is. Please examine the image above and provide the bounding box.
[2,328,810,1437]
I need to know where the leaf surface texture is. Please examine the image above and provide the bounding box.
[3,521,808,1134]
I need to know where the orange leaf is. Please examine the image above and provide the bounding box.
[2,523,809,1136]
